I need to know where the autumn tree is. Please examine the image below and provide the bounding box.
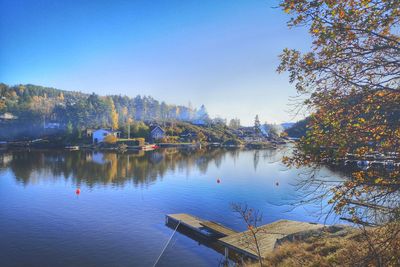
[279,0,399,97]
[107,97,119,130]
[197,131,206,143]
[278,2,400,264]
[104,134,117,144]
[0,98,5,112]
[232,203,265,266]
[229,118,241,129]
[278,2,400,261]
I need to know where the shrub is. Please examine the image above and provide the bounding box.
[104,134,117,144]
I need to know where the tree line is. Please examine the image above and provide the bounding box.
[0,83,210,139]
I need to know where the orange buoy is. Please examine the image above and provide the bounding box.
[217,178,221,184]
[76,188,81,195]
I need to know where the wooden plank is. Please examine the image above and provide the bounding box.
[166,214,238,238]
[167,213,204,230]
[200,221,238,237]
[218,220,324,259]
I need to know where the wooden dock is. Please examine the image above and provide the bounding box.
[219,219,324,259]
[166,214,324,261]
[166,213,237,238]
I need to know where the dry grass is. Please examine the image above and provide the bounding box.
[244,223,400,267]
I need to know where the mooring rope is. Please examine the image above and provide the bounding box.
[153,220,181,267]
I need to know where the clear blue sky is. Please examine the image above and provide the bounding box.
[0,0,310,125]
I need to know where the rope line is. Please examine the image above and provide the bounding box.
[153,220,180,267]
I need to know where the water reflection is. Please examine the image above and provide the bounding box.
[0,148,283,187]
[0,147,344,267]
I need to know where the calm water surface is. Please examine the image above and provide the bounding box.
[0,148,342,267]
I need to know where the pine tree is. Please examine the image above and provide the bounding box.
[254,115,261,136]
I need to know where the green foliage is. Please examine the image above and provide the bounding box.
[66,121,73,136]
[158,136,180,144]
[222,138,243,146]
[162,121,237,143]
[0,83,209,140]
[130,121,150,138]
[117,138,144,146]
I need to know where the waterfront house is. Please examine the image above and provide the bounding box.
[93,129,120,144]
[85,129,95,138]
[150,125,165,140]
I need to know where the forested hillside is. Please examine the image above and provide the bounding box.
[284,117,310,138]
[0,83,210,140]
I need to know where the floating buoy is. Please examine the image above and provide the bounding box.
[76,188,81,195]
[217,178,221,184]
[275,182,279,186]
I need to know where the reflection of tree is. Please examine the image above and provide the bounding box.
[253,151,260,171]
[1,148,232,187]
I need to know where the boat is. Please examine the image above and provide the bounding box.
[140,144,158,151]
[65,146,79,151]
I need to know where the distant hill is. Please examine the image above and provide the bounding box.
[284,118,310,138]
[0,83,211,140]
[281,122,295,130]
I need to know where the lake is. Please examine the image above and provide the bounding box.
[0,148,343,267]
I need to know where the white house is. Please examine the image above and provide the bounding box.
[93,129,119,144]
[150,126,165,140]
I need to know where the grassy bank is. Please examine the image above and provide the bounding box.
[246,223,399,267]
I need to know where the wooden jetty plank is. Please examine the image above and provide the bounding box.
[218,220,324,259]
[166,214,237,238]
[200,221,237,236]
[167,213,203,229]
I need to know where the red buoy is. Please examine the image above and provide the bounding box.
[76,188,81,195]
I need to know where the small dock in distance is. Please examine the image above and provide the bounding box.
[166,213,324,261]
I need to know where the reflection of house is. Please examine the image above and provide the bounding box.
[93,129,120,143]
[92,152,107,164]
[0,112,17,121]
[149,152,164,164]
[85,129,95,138]
[0,153,12,165]
[150,126,165,140]
[44,122,62,129]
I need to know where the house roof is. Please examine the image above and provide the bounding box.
[150,125,165,133]
[93,128,119,133]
